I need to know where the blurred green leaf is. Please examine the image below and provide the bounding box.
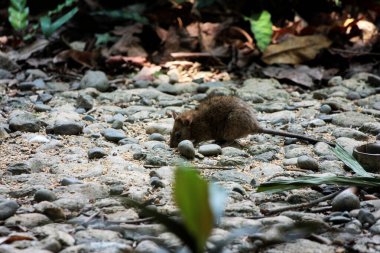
[95,33,118,46]
[195,0,217,9]
[8,0,29,32]
[40,7,78,38]
[92,4,148,24]
[247,10,273,52]
[330,144,371,177]
[174,167,213,253]
[257,176,380,193]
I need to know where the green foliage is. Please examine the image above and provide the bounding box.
[257,144,376,193]
[92,4,148,24]
[330,144,371,177]
[95,33,118,46]
[247,10,273,52]
[125,166,227,253]
[8,0,29,32]
[174,167,214,253]
[257,176,380,193]
[47,0,77,16]
[40,7,78,38]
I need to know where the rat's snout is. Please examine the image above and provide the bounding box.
[169,132,178,148]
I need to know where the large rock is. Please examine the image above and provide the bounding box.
[8,112,45,132]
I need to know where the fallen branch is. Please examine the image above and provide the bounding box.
[261,190,343,215]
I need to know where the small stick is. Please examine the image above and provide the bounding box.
[261,190,343,215]
[143,164,234,170]
[122,217,154,224]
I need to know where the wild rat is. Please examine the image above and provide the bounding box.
[169,96,334,148]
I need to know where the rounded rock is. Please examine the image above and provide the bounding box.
[332,189,360,211]
[34,189,57,202]
[76,94,93,110]
[48,120,83,135]
[80,70,109,92]
[320,104,332,114]
[150,177,165,188]
[8,112,44,133]
[102,128,126,142]
[60,178,83,186]
[297,156,319,171]
[198,144,222,156]
[88,147,107,159]
[111,120,124,129]
[177,140,195,159]
[346,91,361,100]
[357,209,376,226]
[148,133,166,142]
[0,200,19,220]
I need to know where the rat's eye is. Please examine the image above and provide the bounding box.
[175,131,181,139]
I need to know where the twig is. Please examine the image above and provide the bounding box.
[143,164,235,170]
[122,217,154,224]
[171,52,227,58]
[310,233,332,245]
[83,210,101,225]
[262,190,343,215]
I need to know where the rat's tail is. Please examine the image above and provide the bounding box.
[260,128,335,147]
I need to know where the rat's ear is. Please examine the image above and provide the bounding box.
[171,111,178,119]
[180,115,192,126]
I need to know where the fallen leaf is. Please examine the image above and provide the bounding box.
[10,39,50,61]
[0,233,36,245]
[53,49,101,68]
[263,65,324,88]
[133,65,162,81]
[262,35,332,65]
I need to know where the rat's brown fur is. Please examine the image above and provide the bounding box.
[170,96,334,148]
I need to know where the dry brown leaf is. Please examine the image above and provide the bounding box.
[262,35,332,65]
[10,39,50,61]
[0,233,36,245]
[263,65,324,88]
[54,49,101,68]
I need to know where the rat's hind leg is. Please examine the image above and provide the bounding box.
[222,109,254,141]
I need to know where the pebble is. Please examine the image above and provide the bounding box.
[135,240,168,253]
[60,178,83,186]
[198,144,222,156]
[332,189,360,211]
[8,112,44,132]
[76,94,94,110]
[5,69,380,252]
[102,128,126,142]
[88,147,107,159]
[5,213,51,228]
[357,209,376,227]
[177,140,195,159]
[34,201,66,221]
[111,120,124,129]
[38,93,53,103]
[7,162,31,175]
[148,133,166,141]
[34,103,51,112]
[0,200,19,220]
[60,242,132,253]
[80,70,109,91]
[320,104,332,114]
[47,120,83,135]
[297,156,319,171]
[150,177,165,188]
[34,189,57,202]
